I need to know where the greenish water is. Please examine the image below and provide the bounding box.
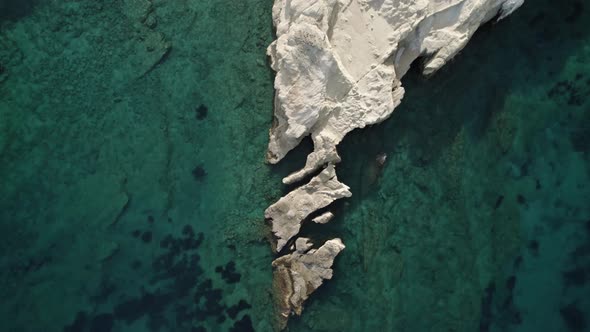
[0,1,588,332]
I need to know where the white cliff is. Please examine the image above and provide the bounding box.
[265,0,523,329]
[267,0,523,184]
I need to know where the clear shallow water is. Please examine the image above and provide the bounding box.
[0,1,589,332]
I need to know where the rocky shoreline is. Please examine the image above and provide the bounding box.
[265,0,524,329]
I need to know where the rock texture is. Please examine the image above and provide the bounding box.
[272,238,345,330]
[312,211,334,224]
[267,0,524,183]
[265,165,351,252]
[265,0,523,329]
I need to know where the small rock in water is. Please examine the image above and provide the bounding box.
[312,211,334,224]
[376,152,387,167]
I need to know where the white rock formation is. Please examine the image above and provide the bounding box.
[267,0,524,184]
[312,211,334,224]
[265,164,351,252]
[265,0,523,329]
[272,238,345,330]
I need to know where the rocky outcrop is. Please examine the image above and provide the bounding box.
[265,0,523,329]
[265,165,351,252]
[267,0,524,183]
[272,238,345,330]
[312,211,334,224]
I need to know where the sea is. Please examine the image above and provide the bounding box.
[0,0,588,331]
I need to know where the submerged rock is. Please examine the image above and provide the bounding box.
[272,238,345,330]
[265,165,351,252]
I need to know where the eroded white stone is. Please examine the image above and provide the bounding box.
[272,238,345,329]
[267,0,524,184]
[266,1,523,329]
[265,165,351,252]
[312,211,334,224]
[294,237,313,253]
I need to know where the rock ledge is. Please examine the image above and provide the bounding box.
[272,238,345,330]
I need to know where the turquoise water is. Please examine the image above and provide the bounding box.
[0,1,588,332]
